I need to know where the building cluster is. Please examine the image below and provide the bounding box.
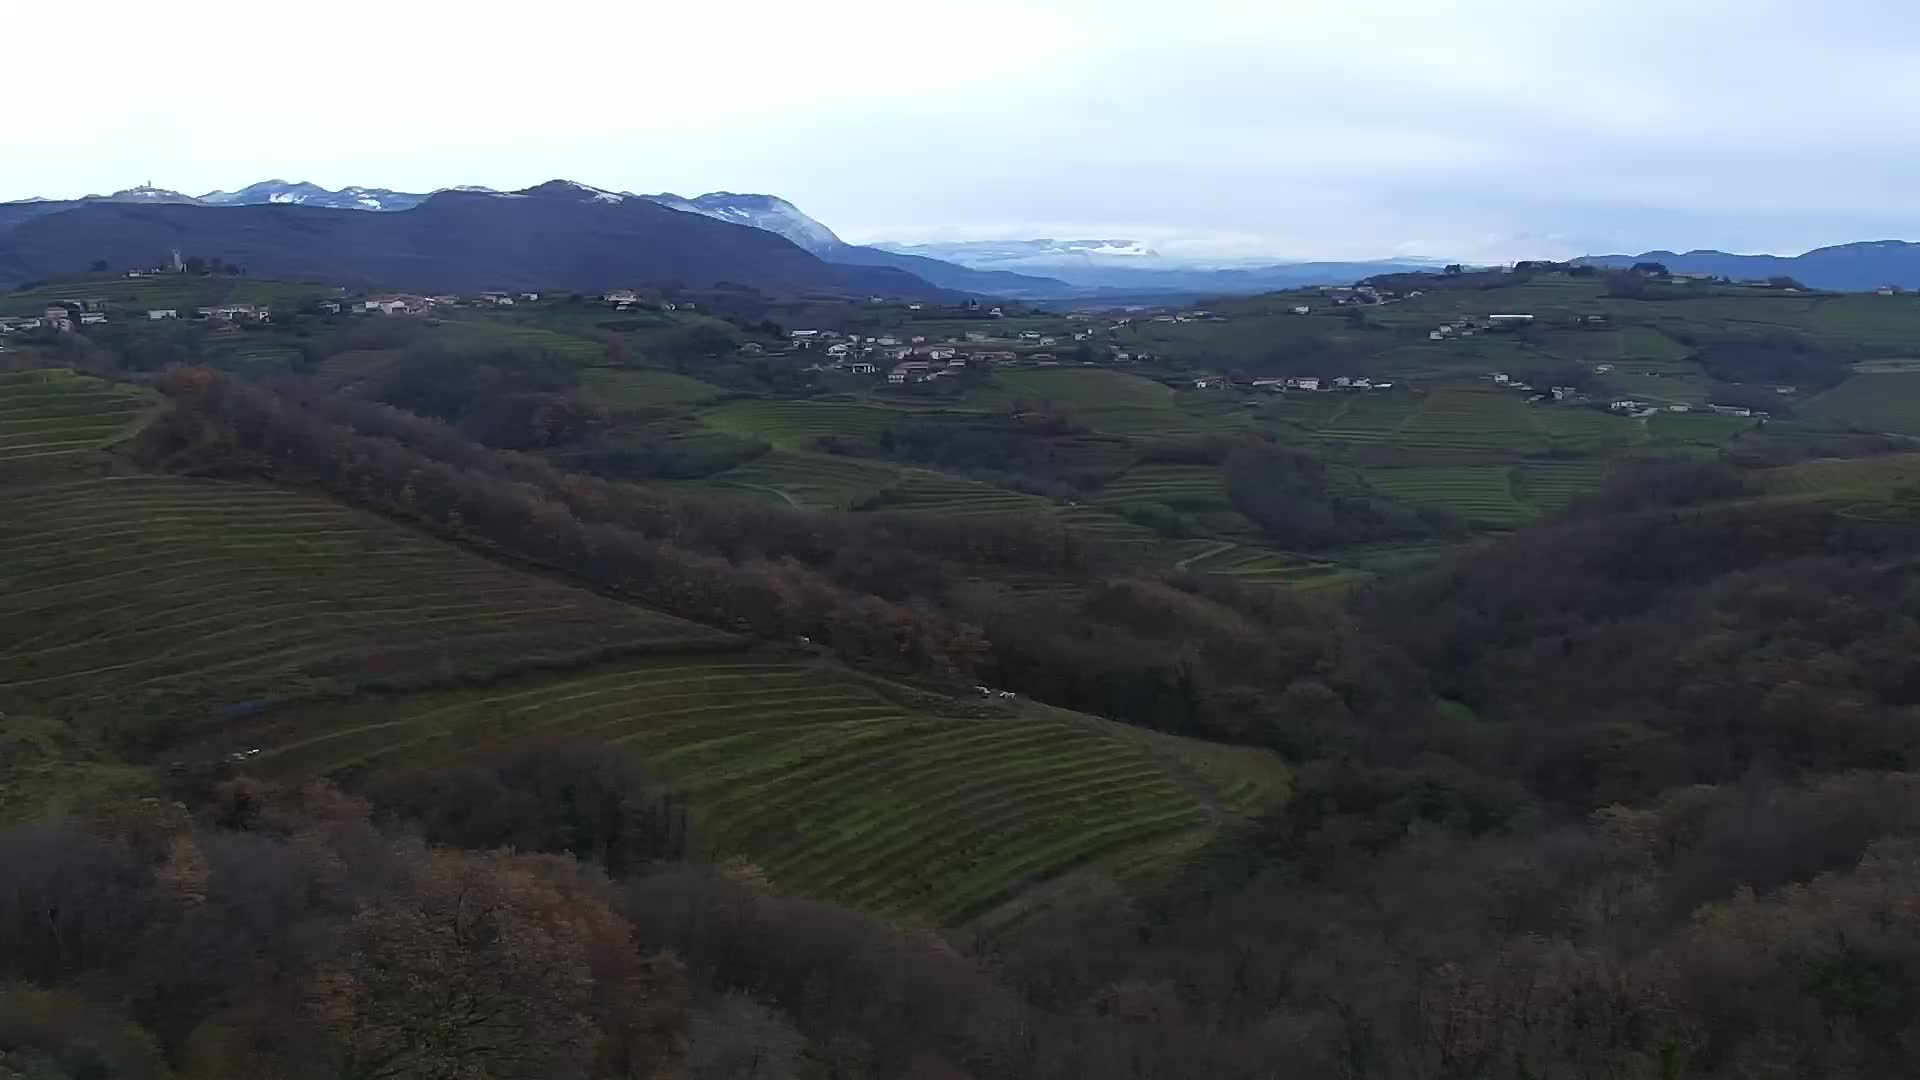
[602,289,691,312]
[351,291,542,316]
[1239,375,1392,392]
[0,296,273,333]
[1430,313,1534,340]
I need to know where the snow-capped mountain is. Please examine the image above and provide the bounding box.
[877,238,1163,272]
[638,192,845,256]
[79,185,201,204]
[198,180,428,211]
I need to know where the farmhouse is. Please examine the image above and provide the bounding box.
[199,304,268,322]
[1707,404,1755,417]
[79,312,107,325]
[604,289,644,305]
[147,309,177,320]
[1291,305,1311,315]
[41,308,71,332]
[1292,376,1321,391]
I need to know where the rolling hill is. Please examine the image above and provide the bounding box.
[0,182,952,298]
[1580,240,1920,291]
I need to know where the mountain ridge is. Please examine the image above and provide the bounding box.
[0,185,953,298]
[1577,240,1920,291]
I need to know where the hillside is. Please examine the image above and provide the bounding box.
[0,183,952,298]
[641,190,1073,297]
[1581,239,1920,290]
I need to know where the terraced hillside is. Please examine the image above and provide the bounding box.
[701,449,903,509]
[0,368,158,473]
[868,470,1057,516]
[1514,459,1610,512]
[701,399,910,449]
[1366,464,1536,527]
[1094,464,1229,507]
[227,655,1284,924]
[0,475,729,731]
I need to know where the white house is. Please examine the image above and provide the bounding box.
[1490,372,1510,385]
[877,336,899,347]
[79,312,107,325]
[826,343,851,358]
[147,309,178,320]
[1429,330,1444,340]
[1487,313,1534,323]
[848,362,877,375]
[928,347,956,361]
[1333,376,1352,388]
[1291,305,1311,315]
[520,292,540,301]
[1294,376,1321,391]
[604,289,643,305]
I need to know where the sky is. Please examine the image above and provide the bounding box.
[10,0,1920,263]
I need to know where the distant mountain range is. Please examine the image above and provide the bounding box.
[25,178,1915,298]
[877,238,1443,292]
[0,181,1070,297]
[0,182,948,298]
[1578,241,1920,292]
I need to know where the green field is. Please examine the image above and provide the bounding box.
[701,450,903,509]
[1365,464,1535,526]
[974,369,1213,435]
[868,470,1057,517]
[1176,542,1354,587]
[225,655,1282,924]
[0,368,158,473]
[206,337,304,373]
[1390,390,1549,454]
[0,475,727,731]
[1094,464,1229,507]
[0,277,337,318]
[701,399,910,449]
[1802,372,1920,436]
[438,317,609,363]
[577,367,727,411]
[1514,459,1610,511]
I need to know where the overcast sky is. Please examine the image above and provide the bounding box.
[11,0,1920,263]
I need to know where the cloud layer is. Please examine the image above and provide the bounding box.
[9,0,1918,261]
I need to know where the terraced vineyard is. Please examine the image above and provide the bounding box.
[1095,464,1229,507]
[1392,390,1548,454]
[701,399,909,449]
[1178,543,1365,589]
[1308,391,1422,445]
[233,655,1266,924]
[0,475,728,729]
[205,338,303,373]
[703,450,902,509]
[868,470,1056,517]
[0,368,158,473]
[577,367,727,411]
[1515,459,1610,511]
[1366,465,1536,527]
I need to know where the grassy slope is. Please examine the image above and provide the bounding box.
[229,654,1287,925]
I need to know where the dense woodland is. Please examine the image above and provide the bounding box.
[10,278,1920,1077]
